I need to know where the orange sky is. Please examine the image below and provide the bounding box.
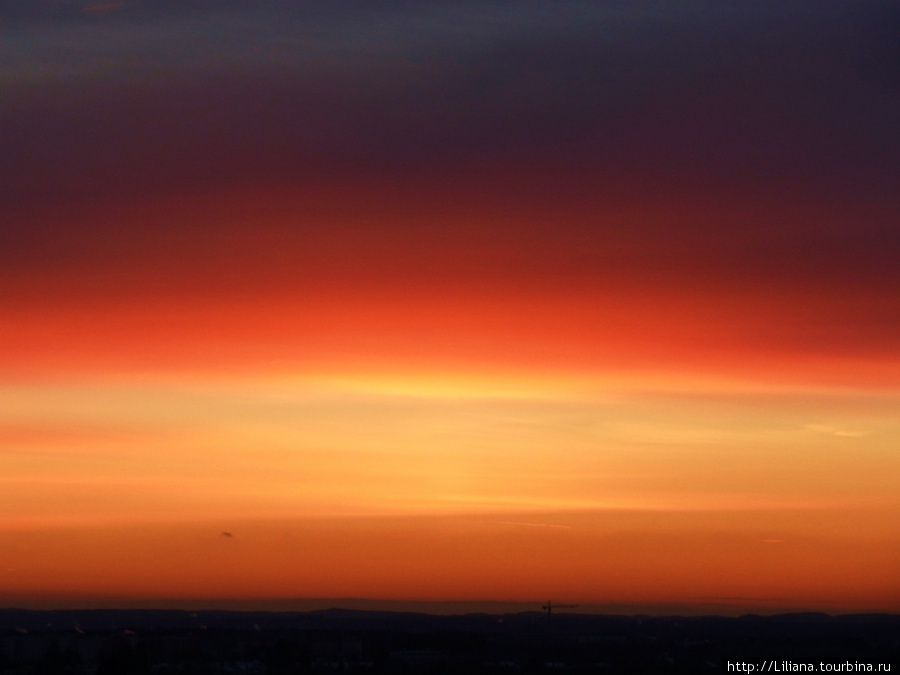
[1,0,898,615]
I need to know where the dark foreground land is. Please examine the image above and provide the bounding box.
[0,609,897,674]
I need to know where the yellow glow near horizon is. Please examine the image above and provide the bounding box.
[3,374,898,527]
[2,367,898,613]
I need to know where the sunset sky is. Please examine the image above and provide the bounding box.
[1,0,898,615]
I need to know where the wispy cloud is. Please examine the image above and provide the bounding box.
[804,423,871,438]
[487,520,571,530]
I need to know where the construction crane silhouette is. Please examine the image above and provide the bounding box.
[542,600,579,618]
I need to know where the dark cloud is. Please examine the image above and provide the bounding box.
[3,1,895,190]
[1,0,897,301]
